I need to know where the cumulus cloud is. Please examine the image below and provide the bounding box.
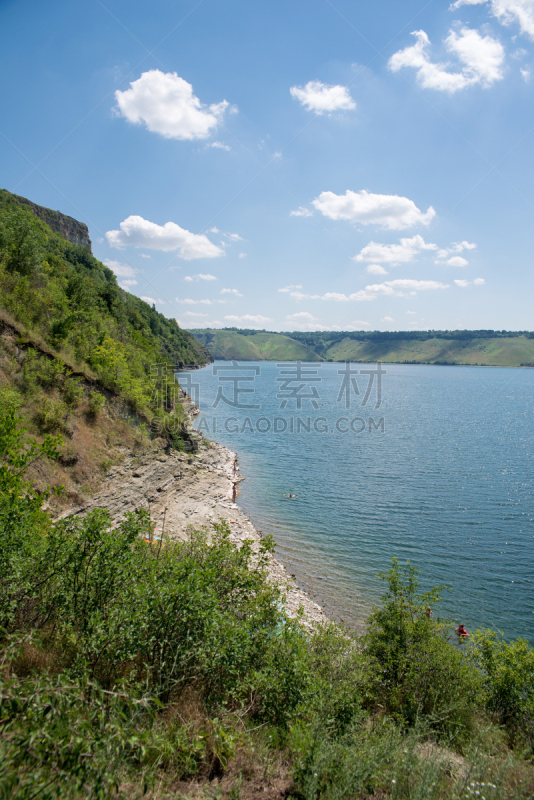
[238,253,247,259]
[407,310,417,314]
[435,240,477,265]
[289,80,356,114]
[221,288,243,296]
[454,277,485,286]
[290,206,313,217]
[288,279,449,303]
[366,264,388,275]
[104,259,138,279]
[115,70,230,140]
[226,232,243,241]
[224,314,273,324]
[208,141,231,150]
[382,316,395,322]
[353,234,438,264]
[279,284,303,292]
[175,297,225,305]
[286,312,318,321]
[106,215,224,259]
[313,189,435,230]
[450,0,534,39]
[141,296,157,304]
[389,28,505,93]
[184,273,217,281]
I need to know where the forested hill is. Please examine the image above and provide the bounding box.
[192,327,534,366]
[0,189,211,371]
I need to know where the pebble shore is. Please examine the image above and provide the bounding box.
[57,410,328,627]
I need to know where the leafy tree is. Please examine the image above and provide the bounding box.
[363,559,480,739]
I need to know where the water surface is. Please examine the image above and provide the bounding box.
[180,361,534,640]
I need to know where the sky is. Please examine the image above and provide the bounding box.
[1,0,534,333]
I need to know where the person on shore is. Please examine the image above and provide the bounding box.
[455,623,469,639]
[232,483,237,502]
[424,606,433,618]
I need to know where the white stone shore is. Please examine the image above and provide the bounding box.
[58,423,329,627]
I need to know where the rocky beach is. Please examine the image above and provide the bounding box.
[56,399,328,627]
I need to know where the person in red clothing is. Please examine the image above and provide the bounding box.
[455,623,469,639]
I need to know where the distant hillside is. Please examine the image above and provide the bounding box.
[192,329,321,361]
[191,328,534,367]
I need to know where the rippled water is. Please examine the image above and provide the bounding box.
[180,361,534,640]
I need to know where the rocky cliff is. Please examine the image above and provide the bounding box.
[10,192,92,251]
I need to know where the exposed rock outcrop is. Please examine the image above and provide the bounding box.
[10,193,92,251]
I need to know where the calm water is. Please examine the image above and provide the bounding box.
[179,361,534,640]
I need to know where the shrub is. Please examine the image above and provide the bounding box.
[363,559,481,742]
[470,629,534,748]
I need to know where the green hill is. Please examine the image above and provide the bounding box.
[192,328,321,361]
[0,190,211,504]
[191,328,534,367]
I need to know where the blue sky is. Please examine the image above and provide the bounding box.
[1,0,533,332]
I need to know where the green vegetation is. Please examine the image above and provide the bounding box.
[0,190,212,476]
[2,411,534,799]
[192,328,534,366]
[0,189,210,409]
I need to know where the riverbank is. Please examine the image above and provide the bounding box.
[57,425,328,627]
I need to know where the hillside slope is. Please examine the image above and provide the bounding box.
[192,329,321,361]
[191,328,534,366]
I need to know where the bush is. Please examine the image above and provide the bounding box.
[470,629,534,748]
[363,559,481,742]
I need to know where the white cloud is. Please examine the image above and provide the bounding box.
[451,0,534,39]
[183,311,209,317]
[290,206,314,217]
[382,316,395,322]
[286,312,318,321]
[106,215,224,259]
[521,67,532,80]
[104,259,138,279]
[224,314,273,324]
[238,253,247,259]
[208,141,231,150]
[175,297,214,305]
[454,279,470,286]
[184,273,217,281]
[435,240,476,264]
[447,255,469,266]
[226,232,243,241]
[351,320,370,327]
[119,279,138,288]
[353,234,438,264]
[290,80,356,114]
[139,253,151,258]
[208,227,220,233]
[115,70,230,140]
[389,28,505,93]
[474,277,486,284]
[140,296,157,304]
[221,288,243,296]
[288,279,449,303]
[279,284,303,292]
[407,310,417,314]
[313,189,435,230]
[366,264,388,275]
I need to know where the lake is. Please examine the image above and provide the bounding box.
[179,360,534,641]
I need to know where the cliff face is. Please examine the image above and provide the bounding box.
[10,193,92,251]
